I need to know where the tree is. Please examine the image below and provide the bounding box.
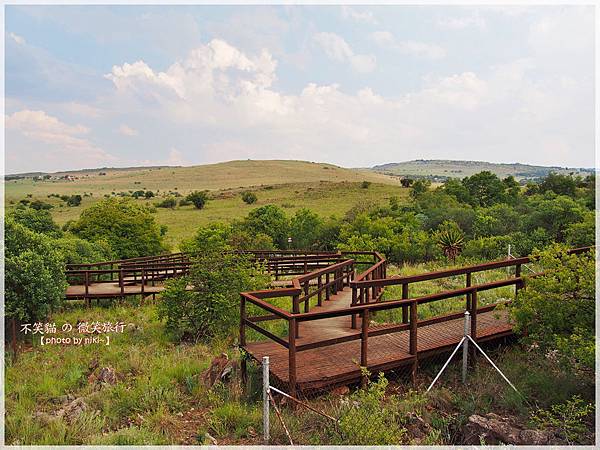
[289,208,323,249]
[511,246,594,370]
[158,250,268,341]
[66,195,82,207]
[524,194,586,241]
[69,198,166,259]
[186,191,209,209]
[442,178,471,204]
[241,191,257,204]
[5,218,67,323]
[400,178,414,188]
[144,190,155,199]
[461,171,506,207]
[240,205,289,248]
[9,207,62,236]
[410,179,431,199]
[538,172,578,198]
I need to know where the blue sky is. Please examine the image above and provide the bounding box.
[5,5,595,173]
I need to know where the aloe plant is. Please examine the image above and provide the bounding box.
[436,223,465,262]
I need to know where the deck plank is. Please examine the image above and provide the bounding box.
[243,287,513,391]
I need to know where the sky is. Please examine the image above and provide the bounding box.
[4,4,596,173]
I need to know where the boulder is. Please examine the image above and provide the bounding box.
[465,413,560,445]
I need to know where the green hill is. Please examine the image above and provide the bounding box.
[372,159,594,180]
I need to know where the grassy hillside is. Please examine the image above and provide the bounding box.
[5,160,407,248]
[372,159,593,180]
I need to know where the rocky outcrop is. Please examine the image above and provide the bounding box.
[465,413,561,445]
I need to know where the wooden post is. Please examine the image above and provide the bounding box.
[351,285,357,329]
[409,301,418,385]
[361,308,369,387]
[466,272,472,310]
[515,264,522,299]
[263,356,270,444]
[141,269,145,295]
[292,294,300,338]
[303,282,309,313]
[401,283,409,324]
[325,273,330,300]
[240,294,247,387]
[288,318,297,398]
[120,269,124,295]
[317,275,323,306]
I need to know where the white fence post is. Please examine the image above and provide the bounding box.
[462,311,470,384]
[263,356,270,444]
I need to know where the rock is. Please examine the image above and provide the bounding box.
[50,395,69,405]
[331,385,350,396]
[201,354,238,387]
[33,411,57,426]
[465,413,560,445]
[204,432,218,445]
[97,367,117,385]
[51,397,88,424]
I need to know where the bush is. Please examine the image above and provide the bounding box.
[511,246,594,371]
[69,198,167,259]
[178,198,192,207]
[337,372,406,445]
[156,197,177,209]
[241,191,257,204]
[531,395,594,443]
[9,207,62,236]
[186,191,209,209]
[361,181,372,189]
[5,218,67,322]
[66,195,82,207]
[239,205,289,248]
[29,200,53,210]
[158,251,268,341]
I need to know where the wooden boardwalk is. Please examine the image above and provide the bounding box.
[243,286,513,391]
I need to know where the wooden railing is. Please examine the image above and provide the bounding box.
[240,246,593,396]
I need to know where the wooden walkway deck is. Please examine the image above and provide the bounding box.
[243,286,513,391]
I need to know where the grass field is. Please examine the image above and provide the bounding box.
[5,160,408,249]
[6,260,593,445]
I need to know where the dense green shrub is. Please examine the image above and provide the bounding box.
[337,373,406,445]
[69,198,166,259]
[531,395,594,444]
[66,194,82,206]
[9,207,62,236]
[158,251,268,341]
[156,197,177,208]
[241,191,257,204]
[54,235,114,265]
[186,191,209,209]
[239,205,289,248]
[289,208,323,249]
[5,218,67,322]
[29,200,53,210]
[511,246,594,371]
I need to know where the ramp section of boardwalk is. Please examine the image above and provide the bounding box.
[240,247,592,395]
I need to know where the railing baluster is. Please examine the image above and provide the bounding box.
[288,318,297,398]
[409,300,418,385]
[361,308,369,387]
[402,283,409,323]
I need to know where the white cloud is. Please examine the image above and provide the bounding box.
[313,32,376,73]
[140,147,187,166]
[370,31,446,59]
[5,109,117,171]
[118,124,138,136]
[8,32,25,45]
[437,14,486,30]
[97,35,593,167]
[341,6,377,25]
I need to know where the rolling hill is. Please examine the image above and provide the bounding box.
[371,159,594,180]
